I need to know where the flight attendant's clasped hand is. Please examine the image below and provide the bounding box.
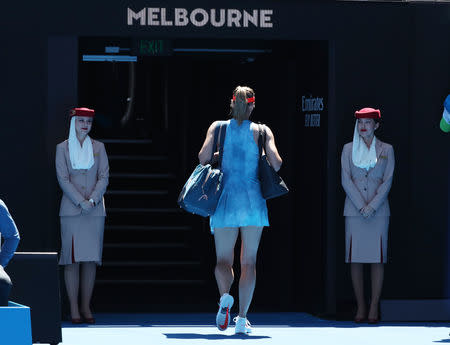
[80,200,94,212]
[360,205,375,218]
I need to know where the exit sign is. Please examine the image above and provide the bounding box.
[133,39,172,56]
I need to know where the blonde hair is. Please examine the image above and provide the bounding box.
[230,86,255,125]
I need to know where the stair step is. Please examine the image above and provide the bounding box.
[97,267,204,280]
[108,174,175,190]
[109,155,168,161]
[100,137,169,156]
[105,208,188,225]
[105,225,191,231]
[104,224,195,243]
[92,283,216,312]
[110,173,175,179]
[95,279,205,285]
[101,139,154,148]
[106,190,168,195]
[97,262,205,280]
[108,208,182,213]
[102,245,197,261]
[105,193,173,208]
[105,210,198,227]
[104,243,187,249]
[102,260,201,267]
[109,155,170,173]
[100,139,152,144]
[104,231,194,245]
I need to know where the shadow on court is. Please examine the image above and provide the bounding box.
[164,333,271,340]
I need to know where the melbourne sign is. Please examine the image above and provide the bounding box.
[127,7,274,28]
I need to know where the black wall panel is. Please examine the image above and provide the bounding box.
[0,0,449,314]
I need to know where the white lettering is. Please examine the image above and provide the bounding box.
[128,8,274,29]
[161,8,173,26]
[302,96,325,112]
[319,99,324,111]
[243,10,258,28]
[310,114,321,127]
[227,9,241,27]
[190,8,209,27]
[260,9,273,28]
[211,9,226,27]
[305,114,311,127]
[175,8,189,26]
[148,8,160,25]
[304,114,321,127]
[127,8,146,26]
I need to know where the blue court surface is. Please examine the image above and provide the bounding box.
[52,313,450,345]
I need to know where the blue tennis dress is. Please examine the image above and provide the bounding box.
[210,119,269,231]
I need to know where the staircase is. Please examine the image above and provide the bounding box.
[94,138,216,312]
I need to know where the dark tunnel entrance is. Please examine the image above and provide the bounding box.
[76,37,329,312]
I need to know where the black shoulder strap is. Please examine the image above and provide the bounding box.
[211,120,229,167]
[257,123,267,157]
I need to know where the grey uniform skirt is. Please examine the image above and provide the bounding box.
[345,216,389,263]
[59,215,105,266]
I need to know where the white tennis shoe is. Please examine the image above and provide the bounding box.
[234,316,253,334]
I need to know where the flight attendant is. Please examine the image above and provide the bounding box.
[341,107,395,323]
[56,107,109,324]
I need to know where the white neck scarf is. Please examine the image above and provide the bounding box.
[68,116,94,170]
[352,122,377,171]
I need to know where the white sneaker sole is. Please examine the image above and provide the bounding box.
[216,294,234,331]
[235,327,252,334]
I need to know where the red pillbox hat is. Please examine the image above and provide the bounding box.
[70,107,95,118]
[355,107,381,119]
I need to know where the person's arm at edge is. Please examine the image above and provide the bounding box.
[0,202,20,268]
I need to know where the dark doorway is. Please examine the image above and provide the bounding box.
[76,38,328,313]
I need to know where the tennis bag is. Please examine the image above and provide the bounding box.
[258,124,289,199]
[178,121,228,217]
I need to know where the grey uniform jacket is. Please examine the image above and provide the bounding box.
[56,139,109,216]
[341,139,395,217]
